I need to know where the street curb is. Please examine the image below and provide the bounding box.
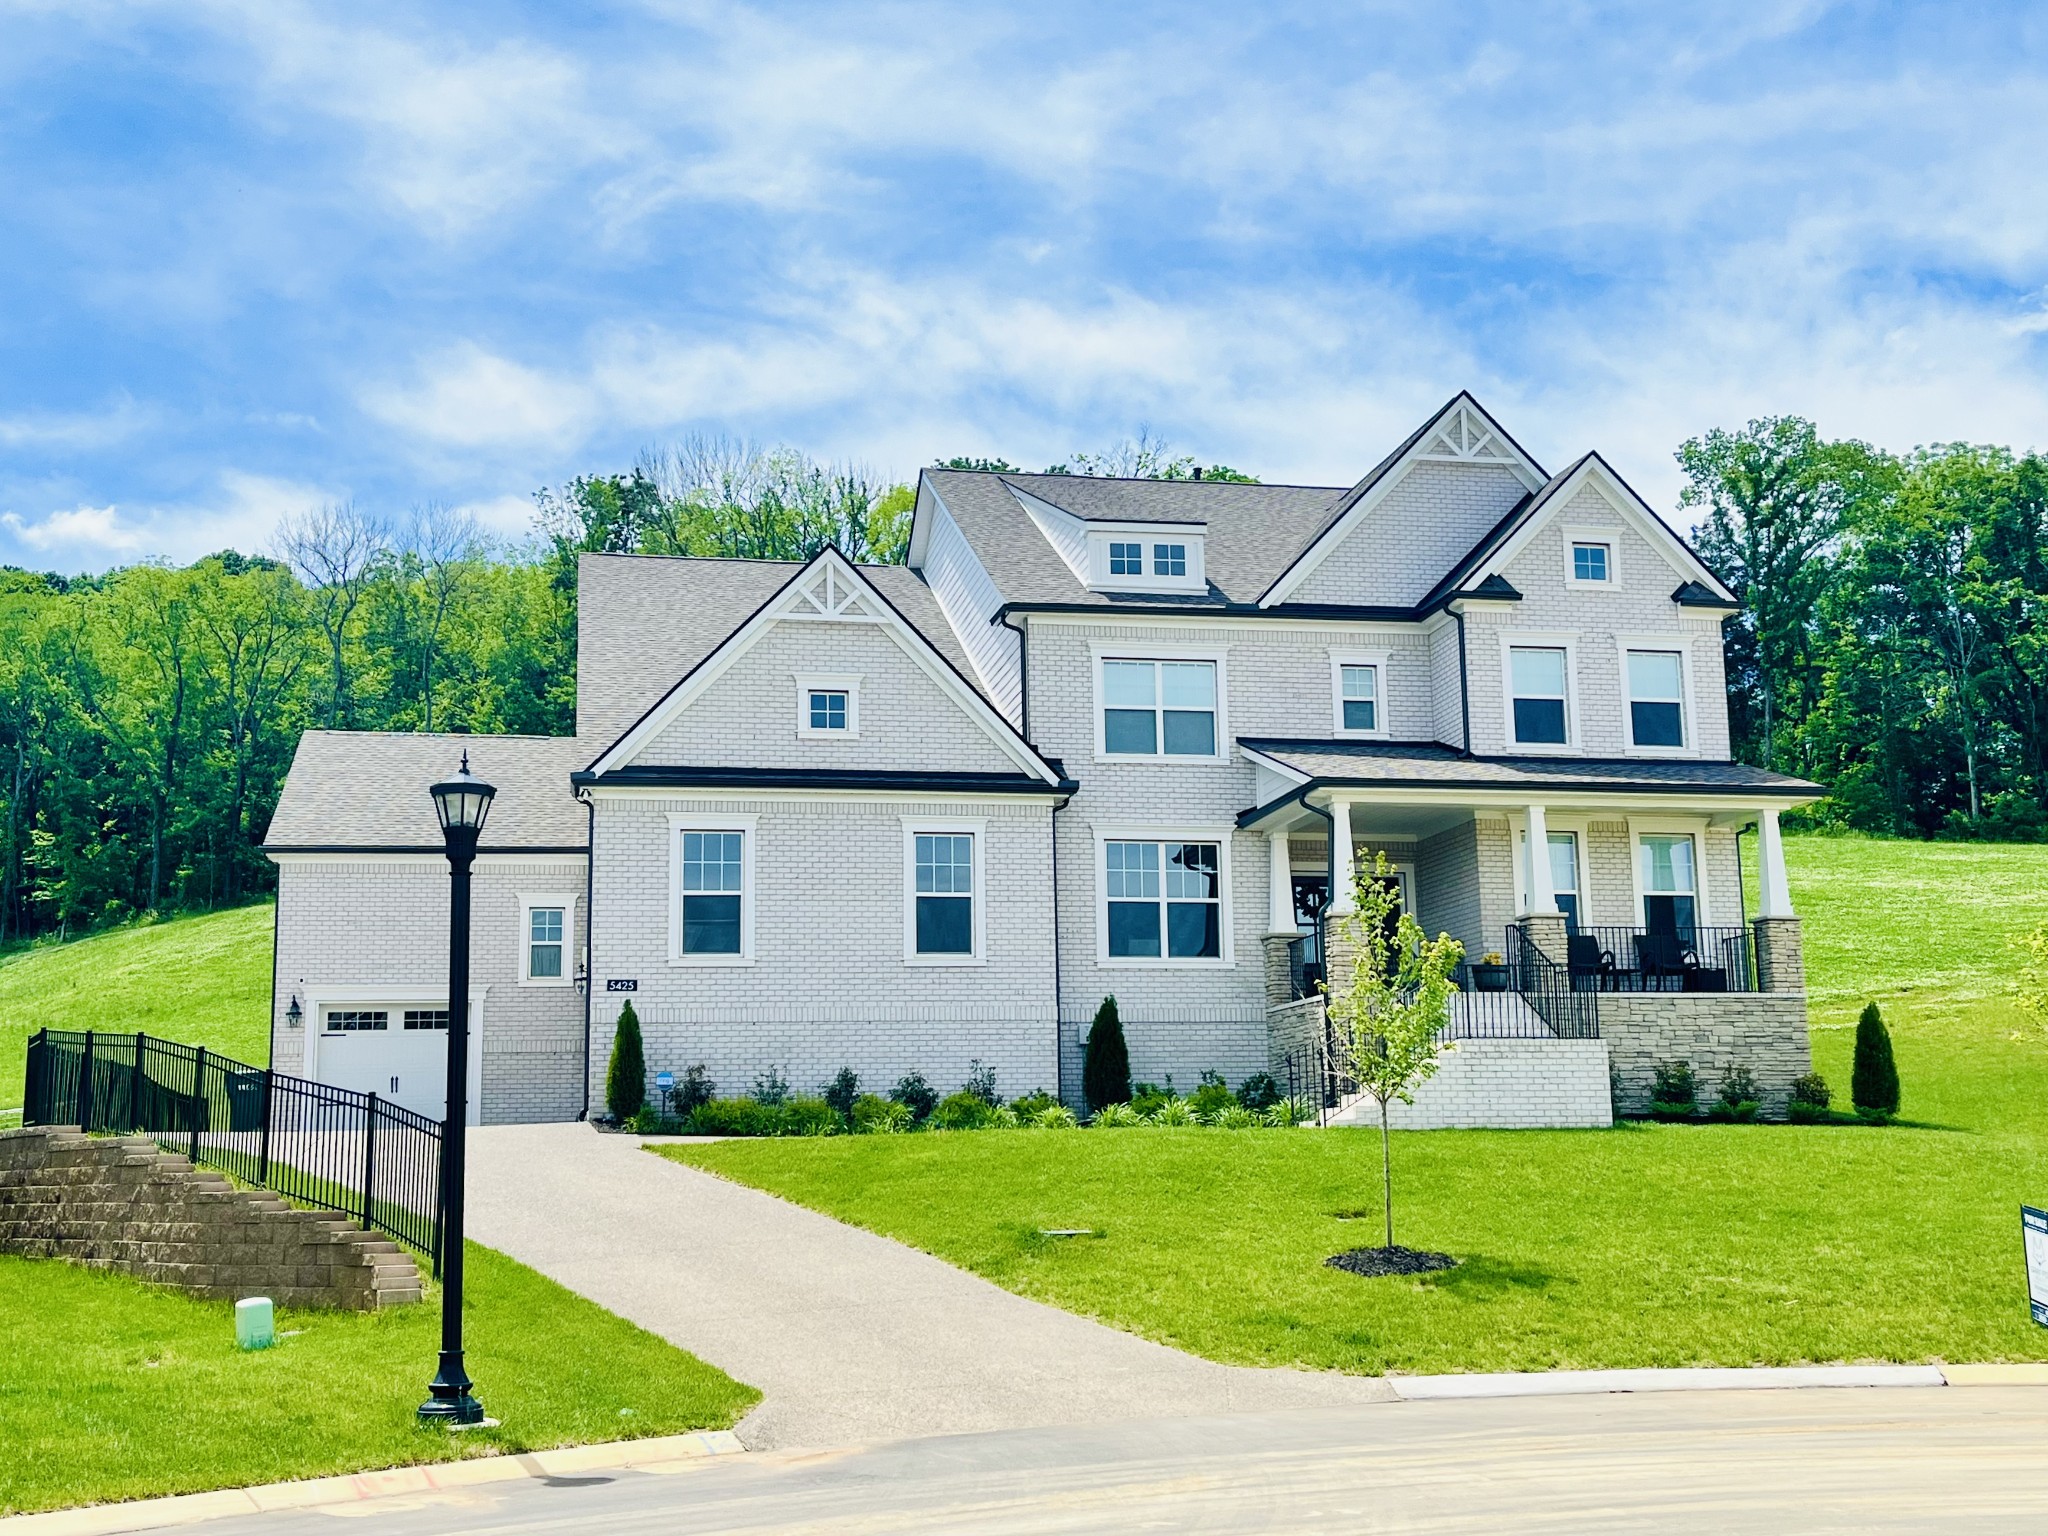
[0,1430,747,1536]
[1390,1364,1952,1399]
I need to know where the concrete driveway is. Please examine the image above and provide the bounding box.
[464,1122,1389,1449]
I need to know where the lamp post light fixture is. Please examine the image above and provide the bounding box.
[419,750,495,1428]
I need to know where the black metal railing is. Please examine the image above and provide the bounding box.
[1567,925,1757,993]
[22,1029,443,1270]
[1501,930,1603,1039]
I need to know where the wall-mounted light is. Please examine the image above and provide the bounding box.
[286,994,304,1029]
[573,956,588,996]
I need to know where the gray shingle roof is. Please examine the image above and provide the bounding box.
[575,552,979,743]
[265,731,590,850]
[1239,738,1823,797]
[925,471,1345,607]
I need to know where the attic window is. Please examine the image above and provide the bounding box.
[795,673,862,738]
[1109,542,1143,576]
[1152,543,1187,577]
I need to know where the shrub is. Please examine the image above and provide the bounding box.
[1009,1089,1062,1122]
[1852,1001,1901,1122]
[1089,1102,1143,1128]
[822,1067,861,1121]
[850,1093,910,1133]
[1131,1078,1176,1117]
[991,1105,1021,1128]
[605,1001,648,1122]
[890,1071,938,1124]
[751,1066,790,1108]
[931,1090,999,1131]
[1263,1097,1315,1128]
[1082,995,1132,1111]
[686,1098,780,1136]
[1710,1064,1761,1123]
[778,1095,842,1136]
[1237,1072,1281,1112]
[1648,1060,1697,1121]
[1032,1104,1079,1129]
[1188,1070,1237,1121]
[1213,1104,1260,1129]
[675,1063,715,1117]
[628,1104,661,1134]
[1787,1071,1833,1124]
[962,1059,1001,1107]
[1148,1098,1196,1126]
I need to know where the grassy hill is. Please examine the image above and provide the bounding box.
[0,903,273,1113]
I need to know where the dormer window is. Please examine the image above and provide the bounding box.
[1109,542,1143,576]
[1152,543,1187,577]
[795,673,862,738]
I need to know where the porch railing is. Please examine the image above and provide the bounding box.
[1568,925,1757,993]
[22,1029,444,1271]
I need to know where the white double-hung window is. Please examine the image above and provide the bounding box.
[1329,653,1387,737]
[519,893,577,985]
[1508,645,1571,746]
[1100,835,1227,962]
[670,814,755,963]
[1099,657,1220,759]
[1626,649,1687,749]
[904,822,983,963]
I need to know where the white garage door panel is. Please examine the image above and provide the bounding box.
[304,992,486,1125]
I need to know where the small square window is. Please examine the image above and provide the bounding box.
[1109,542,1142,575]
[808,690,848,731]
[1572,542,1610,582]
[1152,542,1187,577]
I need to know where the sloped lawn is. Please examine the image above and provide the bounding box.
[666,834,2048,1376]
[0,1241,757,1517]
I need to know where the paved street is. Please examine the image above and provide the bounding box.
[465,1123,1391,1448]
[108,1387,2048,1535]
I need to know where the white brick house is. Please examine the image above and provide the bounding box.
[266,394,1822,1126]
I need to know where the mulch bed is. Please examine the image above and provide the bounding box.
[1325,1245,1460,1278]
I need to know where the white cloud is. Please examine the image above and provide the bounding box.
[360,343,596,451]
[0,470,331,573]
[0,398,157,451]
[2,504,146,555]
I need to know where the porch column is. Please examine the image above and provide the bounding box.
[1267,831,1296,932]
[1756,807,1794,918]
[1753,807,1805,992]
[1328,798,1356,914]
[1521,803,1558,915]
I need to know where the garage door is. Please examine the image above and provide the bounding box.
[315,1006,458,1122]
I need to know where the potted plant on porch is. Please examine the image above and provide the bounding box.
[1469,951,1510,992]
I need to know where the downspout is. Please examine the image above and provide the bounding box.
[1453,607,1473,756]
[1002,608,1065,1095]
[579,791,595,1122]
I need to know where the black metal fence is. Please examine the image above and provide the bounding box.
[1570,925,1757,993]
[22,1029,443,1270]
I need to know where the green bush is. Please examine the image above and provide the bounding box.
[1031,1104,1079,1129]
[890,1072,938,1123]
[1263,1097,1315,1127]
[685,1098,780,1136]
[1009,1089,1061,1121]
[1089,1102,1143,1128]
[1237,1072,1281,1112]
[751,1066,790,1108]
[779,1095,842,1136]
[931,1090,1000,1131]
[675,1063,715,1117]
[961,1059,1001,1107]
[1188,1070,1237,1121]
[1852,1001,1901,1121]
[822,1067,860,1121]
[605,1001,647,1123]
[1082,995,1132,1111]
[1710,1064,1761,1123]
[628,1105,661,1134]
[1131,1078,1176,1117]
[1148,1099,1197,1127]
[850,1093,910,1133]
[1213,1104,1260,1129]
[1649,1060,1697,1121]
[1788,1071,1833,1124]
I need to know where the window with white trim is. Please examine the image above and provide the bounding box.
[795,673,861,738]
[1109,541,1143,576]
[808,690,848,731]
[1337,664,1377,733]
[1152,542,1187,577]
[913,833,975,956]
[1509,646,1570,745]
[1101,658,1217,757]
[527,906,564,979]
[680,830,746,956]
[1639,833,1698,938]
[1105,840,1221,959]
[403,1009,450,1031]
[1571,541,1611,583]
[1626,650,1686,748]
[1518,830,1583,930]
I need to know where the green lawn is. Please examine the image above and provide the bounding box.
[0,903,275,1112]
[666,833,2048,1378]
[0,1241,757,1517]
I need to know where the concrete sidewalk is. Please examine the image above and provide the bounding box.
[464,1123,1390,1449]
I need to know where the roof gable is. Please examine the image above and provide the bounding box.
[583,547,1061,784]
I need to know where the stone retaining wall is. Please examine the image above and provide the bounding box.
[1597,993,1811,1120]
[0,1127,422,1309]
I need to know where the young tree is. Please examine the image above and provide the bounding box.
[1325,852,1464,1250]
[1850,1001,1901,1122]
[1083,995,1132,1111]
[606,999,648,1122]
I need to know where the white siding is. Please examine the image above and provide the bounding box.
[919,495,1024,725]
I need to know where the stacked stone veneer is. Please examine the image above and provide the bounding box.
[0,1128,422,1310]
[1598,994,1811,1120]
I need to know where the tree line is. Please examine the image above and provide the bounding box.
[1,420,2041,944]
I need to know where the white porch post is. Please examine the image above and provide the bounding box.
[1522,803,1558,916]
[1267,830,1296,932]
[1757,807,1795,918]
[1329,798,1356,914]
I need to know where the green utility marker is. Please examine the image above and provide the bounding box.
[235,1296,275,1351]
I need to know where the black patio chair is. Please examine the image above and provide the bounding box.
[1567,932,1618,991]
[1634,932,1699,989]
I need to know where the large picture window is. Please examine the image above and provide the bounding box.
[1639,834,1698,939]
[1101,658,1217,758]
[913,833,975,956]
[1627,650,1686,748]
[1105,840,1222,959]
[681,830,745,955]
[1509,646,1570,745]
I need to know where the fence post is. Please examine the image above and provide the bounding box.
[24,1030,45,1125]
[256,1069,273,1185]
[128,1032,147,1133]
[78,1029,95,1133]
[189,1046,207,1160]
[361,1093,378,1232]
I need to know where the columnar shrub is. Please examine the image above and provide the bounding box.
[1083,995,1132,1111]
[1851,1002,1901,1122]
[605,1001,647,1122]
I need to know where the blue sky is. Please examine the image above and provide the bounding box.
[4,1,2047,570]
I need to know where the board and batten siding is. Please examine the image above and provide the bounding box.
[916,493,1023,726]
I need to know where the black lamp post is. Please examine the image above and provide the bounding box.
[420,750,494,1427]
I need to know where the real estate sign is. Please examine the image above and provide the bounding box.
[2025,1206,2048,1327]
